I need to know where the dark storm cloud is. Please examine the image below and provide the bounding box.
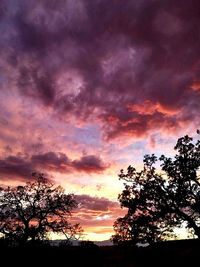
[72,155,108,173]
[0,156,32,181]
[1,0,200,138]
[31,152,70,172]
[0,152,108,181]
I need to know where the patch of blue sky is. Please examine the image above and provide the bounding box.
[107,140,147,166]
[73,124,102,147]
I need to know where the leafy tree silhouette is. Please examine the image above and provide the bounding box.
[112,133,200,245]
[0,173,82,246]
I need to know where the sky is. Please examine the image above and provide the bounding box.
[0,0,200,241]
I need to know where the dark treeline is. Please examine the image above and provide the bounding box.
[1,239,200,267]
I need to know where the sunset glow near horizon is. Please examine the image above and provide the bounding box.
[0,1,200,241]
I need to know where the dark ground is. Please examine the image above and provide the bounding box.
[1,239,200,267]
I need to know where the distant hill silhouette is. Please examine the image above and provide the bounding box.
[49,239,112,246]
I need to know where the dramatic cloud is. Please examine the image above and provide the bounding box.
[0,152,108,181]
[0,0,199,140]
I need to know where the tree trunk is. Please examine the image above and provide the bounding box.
[193,226,200,239]
[177,209,200,238]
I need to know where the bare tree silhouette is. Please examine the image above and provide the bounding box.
[0,173,82,246]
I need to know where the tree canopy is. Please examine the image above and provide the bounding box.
[112,133,200,245]
[0,173,82,246]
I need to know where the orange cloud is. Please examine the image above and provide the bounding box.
[191,82,200,92]
[127,100,179,116]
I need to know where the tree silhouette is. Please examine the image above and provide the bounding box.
[0,173,82,246]
[112,133,200,245]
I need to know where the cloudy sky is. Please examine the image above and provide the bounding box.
[0,0,199,240]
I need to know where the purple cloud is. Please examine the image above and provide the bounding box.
[0,0,199,141]
[0,152,108,181]
[31,152,69,172]
[0,156,33,181]
[72,155,108,173]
